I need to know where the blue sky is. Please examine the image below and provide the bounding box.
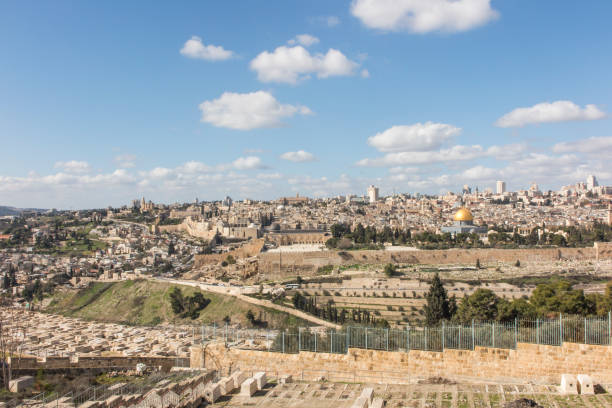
[1,0,611,209]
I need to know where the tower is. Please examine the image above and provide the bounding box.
[587,175,598,191]
[367,185,379,203]
[496,180,506,195]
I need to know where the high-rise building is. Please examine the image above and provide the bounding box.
[496,180,506,195]
[367,185,379,203]
[587,175,599,191]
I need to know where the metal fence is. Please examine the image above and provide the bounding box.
[199,313,612,355]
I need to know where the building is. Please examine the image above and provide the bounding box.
[587,175,599,191]
[441,207,488,235]
[367,185,379,204]
[496,181,506,195]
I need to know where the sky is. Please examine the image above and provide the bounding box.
[1,0,611,209]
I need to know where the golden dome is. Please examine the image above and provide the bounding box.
[453,207,473,222]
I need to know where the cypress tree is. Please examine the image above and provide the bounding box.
[423,273,452,326]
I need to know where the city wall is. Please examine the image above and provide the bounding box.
[256,244,612,276]
[194,239,265,266]
[191,341,612,385]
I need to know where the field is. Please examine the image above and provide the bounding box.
[44,279,310,328]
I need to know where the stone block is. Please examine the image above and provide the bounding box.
[240,378,257,397]
[279,374,293,384]
[360,387,374,404]
[560,374,578,395]
[219,377,235,395]
[351,396,369,408]
[253,371,267,390]
[371,397,385,408]
[8,376,34,393]
[577,374,594,395]
[231,370,248,389]
[204,383,221,403]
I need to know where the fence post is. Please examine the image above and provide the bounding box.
[282,331,285,353]
[425,327,428,351]
[331,332,334,354]
[609,311,611,346]
[536,319,539,345]
[514,318,518,349]
[298,328,301,352]
[584,317,587,345]
[266,331,270,351]
[559,314,563,345]
[492,321,495,348]
[365,328,368,350]
[347,327,350,352]
[386,328,389,351]
[407,326,410,352]
[314,332,317,352]
[471,320,475,350]
[225,323,228,343]
[442,322,445,350]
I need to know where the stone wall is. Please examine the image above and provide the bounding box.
[8,356,188,371]
[257,245,606,276]
[194,239,265,267]
[191,342,612,385]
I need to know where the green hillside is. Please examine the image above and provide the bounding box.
[45,279,308,328]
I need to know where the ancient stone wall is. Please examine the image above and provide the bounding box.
[257,246,604,275]
[194,239,265,267]
[191,342,612,385]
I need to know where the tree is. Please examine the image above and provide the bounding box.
[515,259,521,267]
[475,259,481,269]
[168,241,175,255]
[383,263,396,277]
[454,289,500,323]
[530,280,592,316]
[169,287,185,314]
[423,273,453,326]
[246,309,255,324]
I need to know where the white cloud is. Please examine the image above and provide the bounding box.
[461,165,500,180]
[495,101,606,128]
[54,160,91,174]
[280,150,316,162]
[114,154,136,168]
[288,34,320,47]
[360,69,370,78]
[350,0,499,33]
[233,156,266,170]
[326,16,341,27]
[180,36,234,61]
[553,136,612,158]
[368,122,461,153]
[250,45,359,84]
[357,144,486,167]
[199,91,312,130]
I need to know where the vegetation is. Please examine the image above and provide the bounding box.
[291,292,389,327]
[419,278,612,324]
[45,280,308,328]
[423,273,456,326]
[168,287,210,319]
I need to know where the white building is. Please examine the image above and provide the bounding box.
[496,180,506,195]
[367,185,379,204]
[587,175,598,191]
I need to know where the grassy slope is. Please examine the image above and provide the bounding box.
[45,279,309,329]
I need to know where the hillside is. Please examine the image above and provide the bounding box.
[44,279,309,328]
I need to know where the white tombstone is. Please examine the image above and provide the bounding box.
[253,372,267,390]
[8,376,34,393]
[371,397,385,408]
[560,374,578,395]
[219,377,235,395]
[351,396,369,408]
[360,387,374,404]
[241,378,257,397]
[279,374,293,384]
[577,374,594,395]
[204,383,222,403]
[231,371,248,389]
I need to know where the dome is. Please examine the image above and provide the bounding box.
[453,207,473,222]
